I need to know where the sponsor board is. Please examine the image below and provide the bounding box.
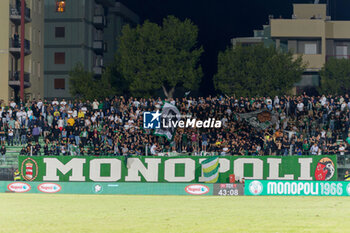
[93,184,103,194]
[185,184,209,195]
[7,182,31,193]
[37,183,62,193]
[245,180,350,196]
[18,155,337,183]
[347,183,350,195]
[248,181,263,195]
[0,181,213,195]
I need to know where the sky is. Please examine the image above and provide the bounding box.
[118,0,350,96]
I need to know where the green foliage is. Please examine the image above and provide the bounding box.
[102,55,130,96]
[214,44,306,97]
[319,58,350,95]
[69,63,114,100]
[118,15,203,98]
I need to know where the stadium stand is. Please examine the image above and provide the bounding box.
[0,95,350,157]
[1,95,350,158]
[1,94,350,178]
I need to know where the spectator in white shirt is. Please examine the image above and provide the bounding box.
[320,95,327,106]
[37,99,43,110]
[92,99,99,110]
[60,99,67,106]
[57,117,64,130]
[310,144,319,155]
[10,100,16,109]
[297,101,304,116]
[150,143,159,155]
[339,144,346,156]
[52,98,59,106]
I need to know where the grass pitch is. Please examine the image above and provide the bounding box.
[0,194,348,233]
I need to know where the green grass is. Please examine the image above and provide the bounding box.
[0,194,348,233]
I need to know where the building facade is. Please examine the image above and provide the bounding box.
[0,0,44,103]
[104,2,139,66]
[44,0,139,99]
[231,25,278,49]
[232,4,350,94]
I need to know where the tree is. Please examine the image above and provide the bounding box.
[118,15,203,98]
[214,44,306,97]
[319,58,350,95]
[102,55,130,96]
[69,63,114,100]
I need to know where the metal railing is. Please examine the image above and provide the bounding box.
[93,15,106,28]
[9,5,31,19]
[9,71,30,83]
[93,40,104,49]
[9,38,30,51]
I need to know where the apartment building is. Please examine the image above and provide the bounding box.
[44,0,139,99]
[232,3,350,93]
[104,2,139,65]
[0,0,44,103]
[231,25,277,48]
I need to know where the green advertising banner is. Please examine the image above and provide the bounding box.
[1,181,213,195]
[18,155,337,183]
[245,180,350,196]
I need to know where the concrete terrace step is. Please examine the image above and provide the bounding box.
[0,160,16,165]
[1,157,17,161]
[1,154,18,158]
[0,165,17,169]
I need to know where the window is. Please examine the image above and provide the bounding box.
[336,46,348,59]
[304,44,317,55]
[38,0,42,14]
[32,61,36,76]
[54,79,65,90]
[32,0,36,12]
[55,27,65,38]
[38,30,42,46]
[56,0,66,12]
[54,52,65,64]
[37,62,41,77]
[32,29,36,43]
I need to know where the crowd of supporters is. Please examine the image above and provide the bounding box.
[1,93,350,157]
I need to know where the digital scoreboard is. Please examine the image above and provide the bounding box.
[213,183,244,196]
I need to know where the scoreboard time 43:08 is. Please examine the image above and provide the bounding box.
[213,184,244,196]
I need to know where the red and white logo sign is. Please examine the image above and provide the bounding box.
[38,183,62,193]
[185,184,209,195]
[7,182,31,193]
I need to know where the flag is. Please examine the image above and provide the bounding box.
[238,109,278,131]
[202,156,220,183]
[154,102,181,141]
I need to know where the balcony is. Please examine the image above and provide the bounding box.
[93,66,104,78]
[9,5,31,24]
[93,15,106,30]
[95,0,114,7]
[294,54,325,71]
[93,40,105,55]
[9,38,31,58]
[326,21,350,39]
[326,55,350,61]
[271,19,325,38]
[9,71,31,89]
